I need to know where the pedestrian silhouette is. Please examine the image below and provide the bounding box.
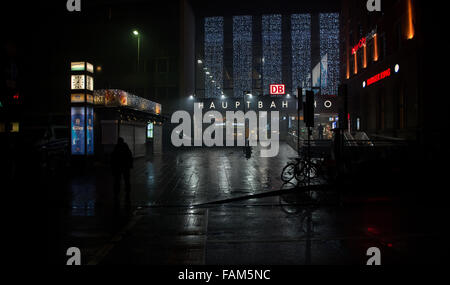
[317,124,324,140]
[111,137,133,200]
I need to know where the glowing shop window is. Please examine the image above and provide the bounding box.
[147,123,154,138]
[11,122,19,133]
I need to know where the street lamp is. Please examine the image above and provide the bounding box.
[132,30,140,72]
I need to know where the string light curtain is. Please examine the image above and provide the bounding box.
[233,16,252,98]
[262,14,282,96]
[291,14,311,90]
[319,13,340,96]
[205,17,224,98]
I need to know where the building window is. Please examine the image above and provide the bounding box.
[367,38,374,65]
[319,13,340,96]
[291,14,311,89]
[349,53,354,75]
[204,17,224,98]
[262,14,282,95]
[157,87,168,98]
[377,90,385,130]
[233,16,253,98]
[395,21,402,51]
[399,85,405,129]
[378,33,386,61]
[157,58,168,73]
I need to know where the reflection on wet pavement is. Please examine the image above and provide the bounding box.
[55,143,446,265]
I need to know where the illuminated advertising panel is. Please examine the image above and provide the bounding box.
[86,107,94,155]
[86,62,94,73]
[270,84,285,95]
[71,107,85,155]
[86,75,94,91]
[71,62,85,71]
[86,94,94,104]
[367,68,391,86]
[71,93,85,103]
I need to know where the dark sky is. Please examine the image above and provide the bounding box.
[3,1,180,114]
[3,0,341,115]
[189,0,341,16]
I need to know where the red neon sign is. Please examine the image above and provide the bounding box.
[270,84,285,95]
[351,37,366,54]
[367,68,391,86]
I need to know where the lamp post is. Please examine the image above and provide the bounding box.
[132,30,140,72]
[297,88,302,154]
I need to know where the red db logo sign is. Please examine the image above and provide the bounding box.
[270,84,285,95]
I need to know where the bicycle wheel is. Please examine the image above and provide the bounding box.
[281,163,296,182]
[298,161,318,181]
[295,160,307,182]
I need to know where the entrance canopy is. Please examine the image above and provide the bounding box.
[94,89,161,115]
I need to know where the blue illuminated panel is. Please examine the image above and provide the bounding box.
[86,107,94,155]
[71,107,85,155]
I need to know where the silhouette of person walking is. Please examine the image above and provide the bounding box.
[317,124,324,140]
[111,137,133,200]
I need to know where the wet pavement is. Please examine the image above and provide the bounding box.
[48,143,447,265]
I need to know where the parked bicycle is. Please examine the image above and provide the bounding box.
[281,155,323,183]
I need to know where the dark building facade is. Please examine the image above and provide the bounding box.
[341,0,425,142]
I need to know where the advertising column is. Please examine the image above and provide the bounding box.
[70,61,95,157]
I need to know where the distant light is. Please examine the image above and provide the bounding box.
[209,76,212,78]
[197,59,203,64]
[205,71,210,75]
[189,95,194,99]
[221,95,225,99]
[394,64,400,73]
[96,66,102,72]
[362,81,366,88]
[247,93,252,98]
[212,80,215,83]
[133,30,139,36]
[286,94,290,98]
